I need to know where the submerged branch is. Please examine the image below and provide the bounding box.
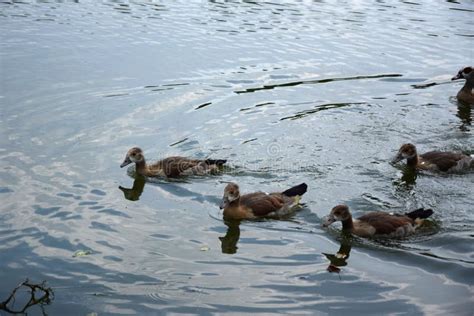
[0,279,54,315]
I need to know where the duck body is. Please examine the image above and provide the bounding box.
[220,183,307,220]
[392,143,473,172]
[452,66,474,105]
[121,147,227,178]
[418,151,473,172]
[323,205,433,238]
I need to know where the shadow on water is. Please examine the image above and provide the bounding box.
[234,73,402,94]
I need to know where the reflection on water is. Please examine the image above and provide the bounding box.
[1,0,474,314]
[234,73,403,94]
[414,82,472,131]
[281,102,366,121]
[0,280,54,316]
[323,234,352,275]
[118,175,146,201]
[219,220,241,254]
[457,103,472,131]
[392,165,418,189]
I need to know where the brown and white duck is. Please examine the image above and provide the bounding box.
[219,182,307,220]
[452,66,474,104]
[392,143,473,172]
[322,205,433,238]
[120,147,227,178]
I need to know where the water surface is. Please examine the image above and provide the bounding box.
[1,0,473,315]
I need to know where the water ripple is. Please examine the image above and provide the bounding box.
[1,0,473,315]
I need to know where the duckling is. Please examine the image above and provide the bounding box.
[452,66,474,104]
[392,143,473,172]
[322,205,433,238]
[120,147,227,178]
[219,182,307,220]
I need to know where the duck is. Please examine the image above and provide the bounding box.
[219,182,307,220]
[322,204,433,238]
[120,147,227,178]
[452,66,474,104]
[392,143,473,172]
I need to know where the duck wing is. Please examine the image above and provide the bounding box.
[154,156,201,177]
[240,192,286,217]
[357,212,413,235]
[421,151,466,172]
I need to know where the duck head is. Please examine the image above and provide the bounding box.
[323,205,351,227]
[121,147,145,168]
[219,183,240,209]
[392,143,417,164]
[452,66,473,81]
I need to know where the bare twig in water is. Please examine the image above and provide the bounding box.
[0,279,54,315]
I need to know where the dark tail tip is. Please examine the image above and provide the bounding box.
[405,208,434,220]
[205,159,227,166]
[281,183,308,197]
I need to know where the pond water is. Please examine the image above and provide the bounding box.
[1,0,473,315]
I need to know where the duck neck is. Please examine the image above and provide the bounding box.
[406,155,419,167]
[228,197,241,207]
[223,197,244,220]
[461,79,474,94]
[341,217,354,231]
[135,160,147,174]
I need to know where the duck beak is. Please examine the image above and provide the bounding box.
[219,197,229,210]
[452,73,462,81]
[120,157,132,168]
[322,215,336,227]
[391,152,403,164]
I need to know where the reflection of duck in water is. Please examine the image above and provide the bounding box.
[118,175,146,201]
[322,205,433,238]
[323,237,352,274]
[219,182,307,220]
[219,220,241,254]
[457,102,472,132]
[452,66,474,105]
[392,143,474,172]
[120,147,227,178]
[394,165,418,188]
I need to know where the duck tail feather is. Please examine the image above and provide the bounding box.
[405,208,433,220]
[281,183,308,197]
[205,159,227,166]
